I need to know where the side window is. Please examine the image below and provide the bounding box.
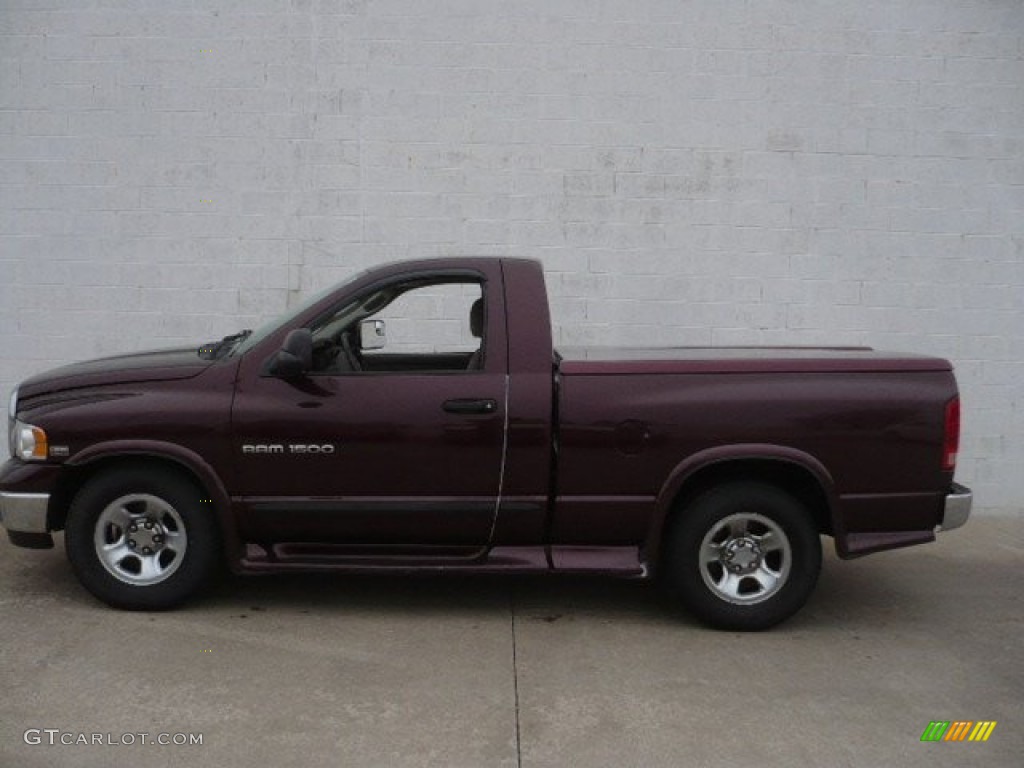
[310,279,486,374]
[368,282,483,357]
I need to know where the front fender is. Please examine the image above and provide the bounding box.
[66,440,241,569]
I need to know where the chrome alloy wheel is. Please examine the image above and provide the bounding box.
[93,494,188,586]
[699,512,792,605]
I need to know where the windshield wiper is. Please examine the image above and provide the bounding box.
[197,330,252,360]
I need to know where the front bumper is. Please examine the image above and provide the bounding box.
[0,491,54,548]
[0,458,61,549]
[939,483,972,531]
[0,491,50,533]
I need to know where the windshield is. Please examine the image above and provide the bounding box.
[229,268,370,357]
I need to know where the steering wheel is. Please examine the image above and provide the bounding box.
[339,330,362,372]
[311,338,341,371]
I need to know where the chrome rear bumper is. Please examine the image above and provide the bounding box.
[939,483,972,531]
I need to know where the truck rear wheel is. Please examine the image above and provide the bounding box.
[664,482,821,631]
[64,467,220,610]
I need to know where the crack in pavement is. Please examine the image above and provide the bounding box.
[510,588,522,768]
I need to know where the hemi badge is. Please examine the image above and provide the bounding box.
[49,445,70,457]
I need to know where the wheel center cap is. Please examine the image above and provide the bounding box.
[723,538,762,572]
[126,519,165,555]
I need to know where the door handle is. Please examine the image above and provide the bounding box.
[443,398,498,415]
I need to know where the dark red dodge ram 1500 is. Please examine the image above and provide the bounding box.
[1,257,971,629]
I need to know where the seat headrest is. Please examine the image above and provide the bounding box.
[470,298,484,338]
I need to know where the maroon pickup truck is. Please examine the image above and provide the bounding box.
[1,257,971,629]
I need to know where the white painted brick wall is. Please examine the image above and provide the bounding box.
[1,0,1022,511]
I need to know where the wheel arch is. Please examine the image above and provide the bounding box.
[644,445,839,573]
[50,440,240,566]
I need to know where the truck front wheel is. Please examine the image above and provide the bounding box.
[64,467,220,610]
[664,482,822,631]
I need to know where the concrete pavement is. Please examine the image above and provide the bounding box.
[1,516,1021,768]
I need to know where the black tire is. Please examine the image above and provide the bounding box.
[64,466,220,610]
[663,482,822,631]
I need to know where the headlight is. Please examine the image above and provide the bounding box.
[9,388,50,461]
[12,420,48,461]
[7,388,16,436]
[7,388,17,457]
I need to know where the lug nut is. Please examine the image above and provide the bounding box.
[144,521,153,530]
[128,540,136,548]
[129,524,138,532]
[153,535,163,544]
[142,547,152,555]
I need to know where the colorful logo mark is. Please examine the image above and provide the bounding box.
[921,721,997,743]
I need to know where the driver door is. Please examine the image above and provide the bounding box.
[230,272,508,556]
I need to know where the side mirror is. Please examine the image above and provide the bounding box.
[359,319,387,351]
[269,328,312,377]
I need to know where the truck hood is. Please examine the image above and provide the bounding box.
[18,347,213,399]
[557,346,954,375]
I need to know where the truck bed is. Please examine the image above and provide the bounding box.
[557,346,953,375]
[553,344,958,558]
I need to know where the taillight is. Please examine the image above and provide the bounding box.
[942,397,960,472]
